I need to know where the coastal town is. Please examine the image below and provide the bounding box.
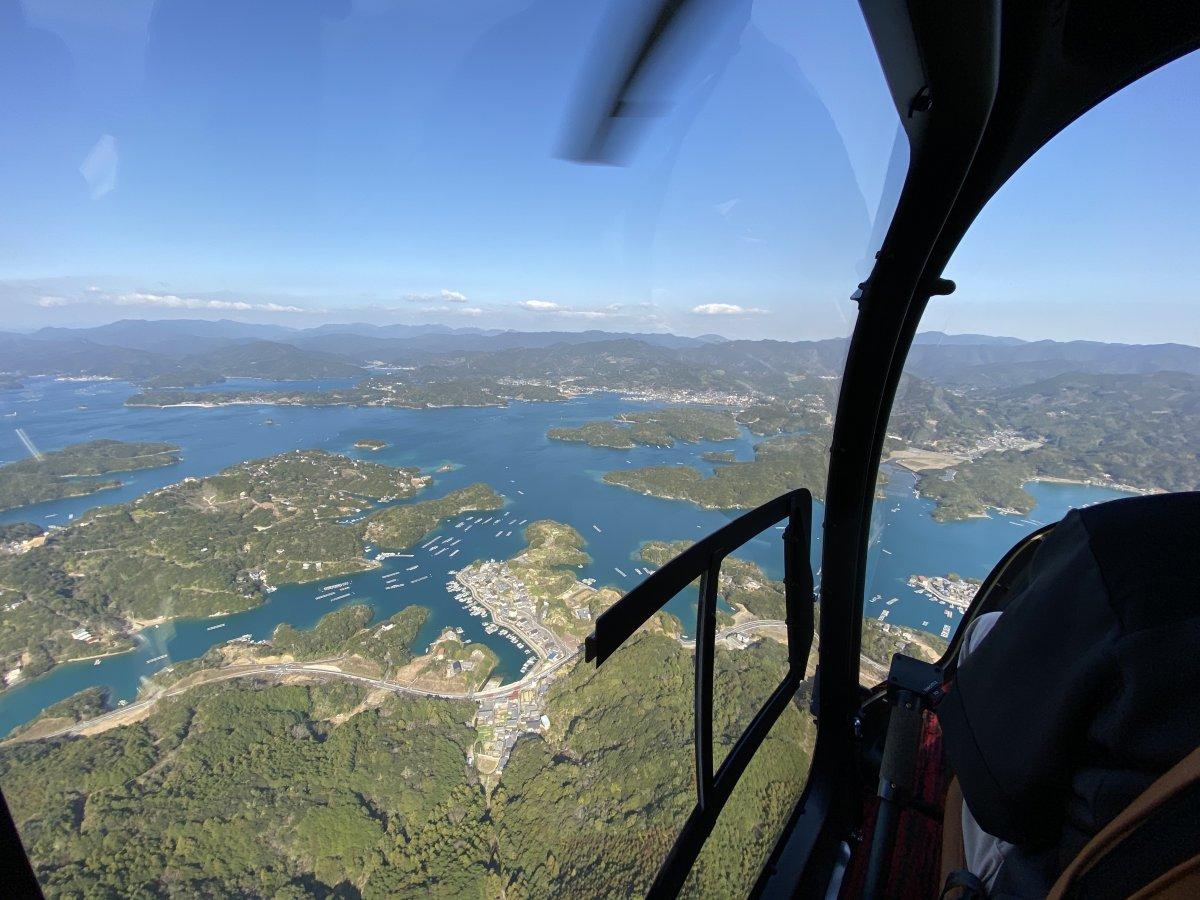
[907,573,980,613]
[453,554,588,776]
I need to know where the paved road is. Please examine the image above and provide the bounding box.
[13,651,581,743]
[678,618,787,649]
[14,618,892,743]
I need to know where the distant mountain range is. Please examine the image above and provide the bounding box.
[1,319,1197,390]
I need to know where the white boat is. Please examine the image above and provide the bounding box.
[386,584,403,590]
[879,610,890,620]
[147,654,168,664]
[320,581,350,591]
[412,575,428,583]
[886,598,899,606]
[505,531,512,537]
[496,531,503,537]
[592,524,602,533]
[206,623,226,631]
[941,625,952,638]
[406,565,419,571]
[450,549,460,557]
[881,548,892,555]
[94,659,101,666]
[615,567,627,577]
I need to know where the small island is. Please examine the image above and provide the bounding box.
[548,406,739,449]
[0,439,181,512]
[604,433,828,509]
[701,450,737,463]
[353,438,390,452]
[364,483,504,548]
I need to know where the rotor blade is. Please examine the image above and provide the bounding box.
[559,0,694,165]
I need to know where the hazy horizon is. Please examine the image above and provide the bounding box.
[3,311,1200,350]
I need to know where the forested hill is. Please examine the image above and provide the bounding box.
[3,319,1197,392]
[0,634,812,898]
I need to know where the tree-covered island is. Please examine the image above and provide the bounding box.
[0,440,181,512]
[547,406,740,449]
[604,433,829,509]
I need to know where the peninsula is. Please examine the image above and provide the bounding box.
[0,450,437,684]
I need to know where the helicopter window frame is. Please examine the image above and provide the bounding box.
[585,487,814,895]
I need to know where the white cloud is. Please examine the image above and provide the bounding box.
[37,296,71,308]
[517,299,624,320]
[112,291,304,314]
[691,303,768,316]
[558,308,616,320]
[404,289,468,303]
[415,305,484,316]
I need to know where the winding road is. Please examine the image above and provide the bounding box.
[12,618,824,744]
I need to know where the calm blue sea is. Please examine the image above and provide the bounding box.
[0,377,1131,735]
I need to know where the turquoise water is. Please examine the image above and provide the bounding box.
[0,378,1131,734]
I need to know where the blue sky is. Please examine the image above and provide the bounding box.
[1,0,1197,344]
